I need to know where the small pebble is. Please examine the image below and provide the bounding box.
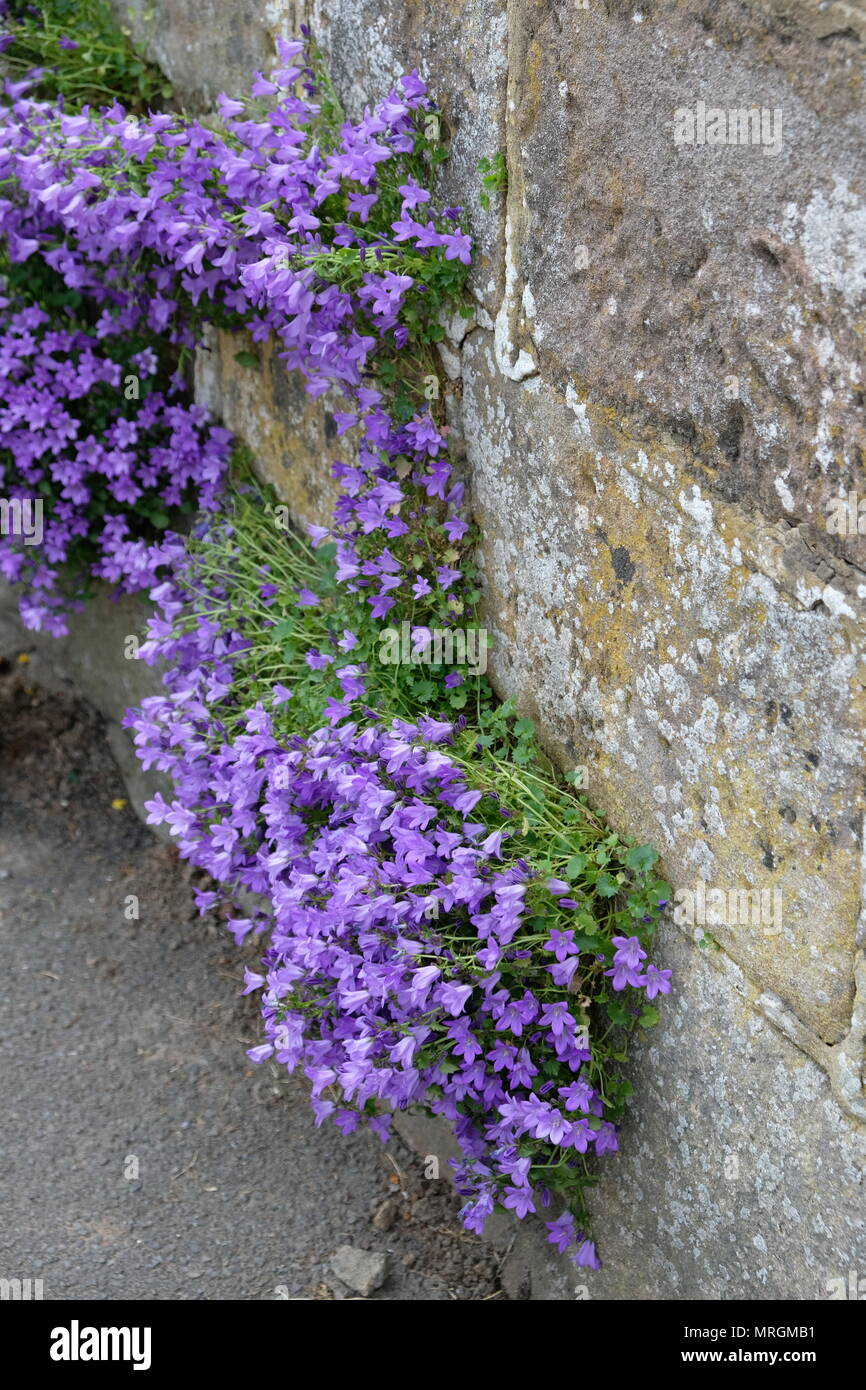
[329,1245,388,1298]
[372,1197,400,1232]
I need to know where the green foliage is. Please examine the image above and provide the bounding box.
[477,151,507,210]
[172,477,494,735]
[1,0,172,112]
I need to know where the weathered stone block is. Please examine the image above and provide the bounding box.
[460,328,864,1046]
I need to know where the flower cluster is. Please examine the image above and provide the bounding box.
[1,29,672,1265]
[124,498,671,1266]
[0,300,230,632]
[0,38,475,634]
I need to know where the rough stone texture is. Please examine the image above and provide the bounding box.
[97,0,866,1297]
[329,1245,389,1297]
[582,917,866,1300]
[505,1,866,563]
[195,327,343,533]
[754,0,866,42]
[461,334,866,1049]
[117,0,278,111]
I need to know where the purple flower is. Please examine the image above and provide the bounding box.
[436,982,474,1017]
[503,1185,536,1218]
[544,928,579,962]
[545,1211,577,1255]
[643,963,672,999]
[604,960,646,991]
[547,878,570,895]
[572,1239,601,1270]
[480,829,506,858]
[398,178,431,210]
[539,1001,574,1039]
[594,1122,619,1155]
[559,1080,595,1113]
[612,934,647,969]
[305,650,334,670]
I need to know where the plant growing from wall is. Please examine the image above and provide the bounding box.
[0,29,671,1266]
[128,474,671,1258]
[477,151,507,210]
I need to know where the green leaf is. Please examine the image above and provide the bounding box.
[596,873,619,898]
[625,843,658,874]
[565,852,587,880]
[639,1005,660,1028]
[234,350,259,369]
[573,932,602,953]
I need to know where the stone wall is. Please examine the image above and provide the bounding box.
[103,0,866,1298]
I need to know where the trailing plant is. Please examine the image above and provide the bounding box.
[0,29,672,1266]
[0,293,230,632]
[127,475,671,1260]
[0,33,475,631]
[0,8,224,631]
